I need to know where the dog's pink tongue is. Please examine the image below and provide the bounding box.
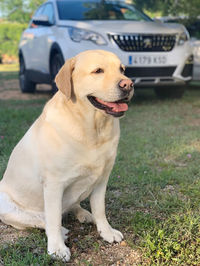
[96,98,128,112]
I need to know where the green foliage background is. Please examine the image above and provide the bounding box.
[133,0,200,19]
[0,0,45,23]
[0,22,27,58]
[0,0,45,60]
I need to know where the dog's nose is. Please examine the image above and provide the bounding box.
[118,79,134,93]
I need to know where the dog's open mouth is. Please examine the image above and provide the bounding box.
[87,96,129,117]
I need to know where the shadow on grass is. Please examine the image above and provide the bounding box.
[129,84,200,106]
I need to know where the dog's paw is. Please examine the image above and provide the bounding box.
[61,226,69,241]
[76,209,94,224]
[48,243,71,262]
[99,227,123,243]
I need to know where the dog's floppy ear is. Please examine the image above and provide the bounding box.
[55,57,75,100]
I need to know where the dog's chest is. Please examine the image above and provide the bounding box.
[76,140,116,182]
[62,136,119,206]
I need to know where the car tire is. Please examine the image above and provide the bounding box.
[154,86,185,99]
[50,53,65,94]
[19,56,36,93]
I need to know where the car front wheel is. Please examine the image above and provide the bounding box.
[50,53,64,93]
[154,86,185,99]
[19,56,36,93]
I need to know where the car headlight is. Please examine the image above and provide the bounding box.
[68,27,107,45]
[177,31,189,45]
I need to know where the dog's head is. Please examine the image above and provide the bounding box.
[55,50,134,117]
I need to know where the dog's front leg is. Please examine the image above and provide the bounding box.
[44,182,71,262]
[90,177,123,243]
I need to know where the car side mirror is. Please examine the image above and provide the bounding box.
[32,15,53,26]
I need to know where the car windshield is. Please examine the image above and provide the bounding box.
[56,0,152,21]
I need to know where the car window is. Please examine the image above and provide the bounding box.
[42,3,55,25]
[56,0,152,21]
[34,5,45,17]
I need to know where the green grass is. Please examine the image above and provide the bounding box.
[0,64,19,82]
[0,99,46,178]
[0,64,19,72]
[0,71,18,81]
[1,84,200,264]
[1,229,54,266]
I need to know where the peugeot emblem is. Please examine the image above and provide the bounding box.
[144,38,152,48]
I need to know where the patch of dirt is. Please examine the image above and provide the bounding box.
[162,185,188,201]
[64,213,144,265]
[0,221,29,245]
[0,79,51,100]
[72,242,142,265]
[184,107,200,127]
[187,118,200,127]
[0,219,143,265]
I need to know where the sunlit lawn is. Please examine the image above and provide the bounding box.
[0,63,19,72]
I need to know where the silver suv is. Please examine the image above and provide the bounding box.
[19,0,194,98]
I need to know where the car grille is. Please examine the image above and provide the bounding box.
[109,34,176,52]
[125,67,176,77]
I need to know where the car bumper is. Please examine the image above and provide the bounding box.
[126,57,193,88]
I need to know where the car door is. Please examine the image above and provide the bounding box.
[31,2,56,75]
[21,4,45,70]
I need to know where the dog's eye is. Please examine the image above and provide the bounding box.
[120,66,125,74]
[93,68,104,74]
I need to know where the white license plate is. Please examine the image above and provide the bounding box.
[128,55,167,65]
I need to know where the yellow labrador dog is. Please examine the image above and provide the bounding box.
[0,50,133,261]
